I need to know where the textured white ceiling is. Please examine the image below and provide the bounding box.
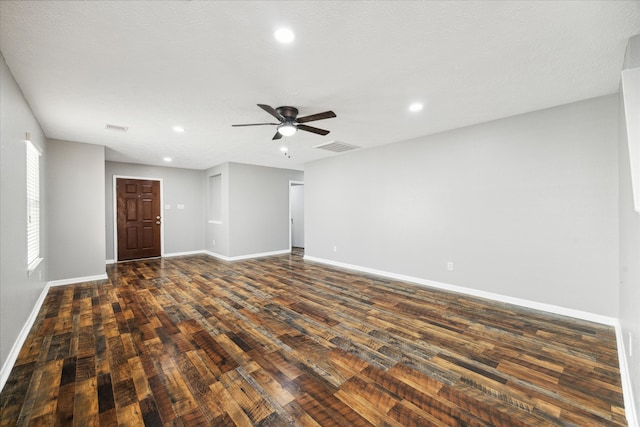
[1,1,639,170]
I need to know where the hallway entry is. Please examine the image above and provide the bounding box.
[290,182,304,249]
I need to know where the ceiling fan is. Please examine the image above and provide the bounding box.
[232,104,336,140]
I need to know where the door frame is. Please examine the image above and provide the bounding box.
[289,180,304,251]
[113,175,164,262]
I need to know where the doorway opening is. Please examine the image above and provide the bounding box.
[289,181,304,254]
[114,176,163,262]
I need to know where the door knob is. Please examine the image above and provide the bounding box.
[156,216,161,219]
[156,221,161,225]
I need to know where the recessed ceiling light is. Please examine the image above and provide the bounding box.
[163,157,172,162]
[408,102,424,113]
[172,126,185,133]
[274,28,295,44]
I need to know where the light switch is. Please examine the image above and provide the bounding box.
[177,204,185,209]
[165,204,171,209]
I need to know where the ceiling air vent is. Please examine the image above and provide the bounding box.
[105,123,128,132]
[314,141,360,153]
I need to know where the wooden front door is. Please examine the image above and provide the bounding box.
[116,178,161,261]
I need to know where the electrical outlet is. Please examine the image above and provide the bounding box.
[212,240,216,246]
[447,262,454,271]
[333,246,337,253]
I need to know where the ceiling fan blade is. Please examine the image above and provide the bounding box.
[296,110,336,123]
[272,131,283,140]
[258,104,284,121]
[231,123,278,127]
[298,124,330,136]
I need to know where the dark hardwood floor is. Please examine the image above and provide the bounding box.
[0,251,627,426]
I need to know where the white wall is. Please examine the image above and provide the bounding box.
[619,35,640,425]
[306,94,619,317]
[228,162,304,257]
[204,162,303,258]
[105,161,205,260]
[0,53,48,373]
[47,139,106,280]
[106,161,299,261]
[229,163,303,257]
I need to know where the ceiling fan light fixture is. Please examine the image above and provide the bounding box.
[232,104,335,140]
[277,123,297,136]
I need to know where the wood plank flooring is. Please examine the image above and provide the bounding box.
[0,251,627,426]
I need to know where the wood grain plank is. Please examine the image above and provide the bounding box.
[0,251,627,426]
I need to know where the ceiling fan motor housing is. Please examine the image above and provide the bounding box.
[276,106,299,120]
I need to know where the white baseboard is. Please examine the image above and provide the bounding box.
[304,255,640,424]
[204,250,232,261]
[106,249,289,263]
[4,253,633,425]
[2,273,108,391]
[205,249,290,262]
[304,256,616,325]
[163,250,207,258]
[47,273,109,287]
[0,283,51,392]
[106,251,207,265]
[615,322,639,427]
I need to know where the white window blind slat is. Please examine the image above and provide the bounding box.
[26,141,40,268]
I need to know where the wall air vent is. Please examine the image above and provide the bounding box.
[314,141,360,153]
[105,123,128,132]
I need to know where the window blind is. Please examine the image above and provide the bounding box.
[26,141,40,268]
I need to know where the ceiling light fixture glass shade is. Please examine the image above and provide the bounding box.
[277,123,297,136]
